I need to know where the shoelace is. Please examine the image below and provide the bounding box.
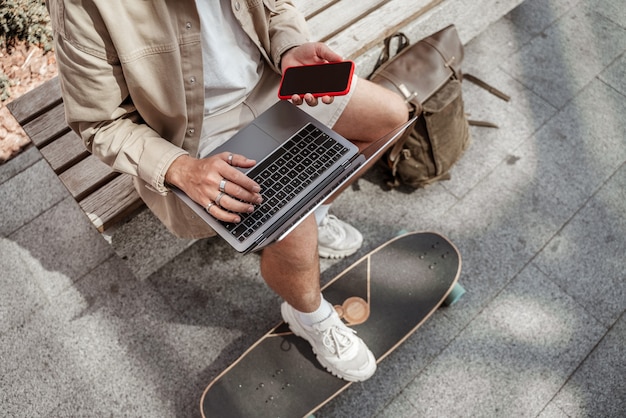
[321,325,355,359]
[320,215,345,241]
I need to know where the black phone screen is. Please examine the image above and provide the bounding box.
[278,61,355,98]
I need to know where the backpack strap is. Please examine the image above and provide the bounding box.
[468,119,500,128]
[464,73,511,102]
[369,32,410,77]
[463,73,510,128]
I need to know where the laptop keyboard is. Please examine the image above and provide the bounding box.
[222,123,350,241]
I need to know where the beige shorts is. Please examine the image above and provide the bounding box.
[197,67,357,158]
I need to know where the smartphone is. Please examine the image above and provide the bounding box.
[278,61,355,99]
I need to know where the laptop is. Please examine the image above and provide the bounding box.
[172,100,416,254]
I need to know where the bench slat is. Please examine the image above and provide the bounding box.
[22,102,70,148]
[6,77,62,125]
[58,155,117,200]
[292,0,338,19]
[39,130,89,173]
[307,0,390,43]
[79,174,142,232]
[326,0,444,60]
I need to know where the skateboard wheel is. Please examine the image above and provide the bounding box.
[443,283,466,306]
[341,297,370,325]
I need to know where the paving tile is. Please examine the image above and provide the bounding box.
[0,237,49,336]
[9,196,114,297]
[599,51,626,97]
[590,0,626,27]
[401,264,606,417]
[506,0,580,36]
[463,13,534,74]
[533,163,626,326]
[375,394,420,418]
[551,313,626,418]
[0,146,41,185]
[439,134,509,200]
[537,402,571,418]
[501,6,626,109]
[0,313,69,418]
[105,207,196,280]
[0,159,67,237]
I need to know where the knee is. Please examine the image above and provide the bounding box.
[381,86,410,129]
[361,78,410,136]
[334,78,411,143]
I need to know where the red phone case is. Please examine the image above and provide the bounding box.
[277,61,355,100]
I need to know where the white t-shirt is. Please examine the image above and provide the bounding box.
[195,0,264,115]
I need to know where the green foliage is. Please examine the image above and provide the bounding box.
[0,0,53,101]
[0,0,53,51]
[0,72,11,101]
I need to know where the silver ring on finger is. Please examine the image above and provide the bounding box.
[205,201,215,213]
[219,178,228,193]
[227,153,234,166]
[215,191,226,208]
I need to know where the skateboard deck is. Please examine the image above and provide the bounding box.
[200,231,464,418]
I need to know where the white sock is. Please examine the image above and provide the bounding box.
[314,204,331,225]
[297,295,334,326]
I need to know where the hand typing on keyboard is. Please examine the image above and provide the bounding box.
[221,124,349,242]
[165,152,263,224]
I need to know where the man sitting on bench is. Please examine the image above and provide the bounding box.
[47,0,408,381]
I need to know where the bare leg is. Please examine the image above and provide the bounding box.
[333,77,409,148]
[260,215,321,312]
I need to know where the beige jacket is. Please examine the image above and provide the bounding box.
[47,0,310,238]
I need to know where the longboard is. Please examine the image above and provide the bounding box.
[201,231,464,417]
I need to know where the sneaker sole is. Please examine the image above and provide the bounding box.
[281,303,376,382]
[318,245,360,259]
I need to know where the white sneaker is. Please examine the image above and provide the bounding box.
[317,215,363,259]
[281,302,376,382]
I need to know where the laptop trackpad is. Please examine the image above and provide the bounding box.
[209,123,281,167]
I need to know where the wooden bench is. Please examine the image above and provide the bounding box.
[6,76,141,232]
[7,0,523,277]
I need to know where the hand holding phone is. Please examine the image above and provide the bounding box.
[278,61,355,100]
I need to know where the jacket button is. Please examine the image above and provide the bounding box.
[234,2,240,11]
[185,22,192,30]
[189,76,196,84]
[187,128,195,136]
